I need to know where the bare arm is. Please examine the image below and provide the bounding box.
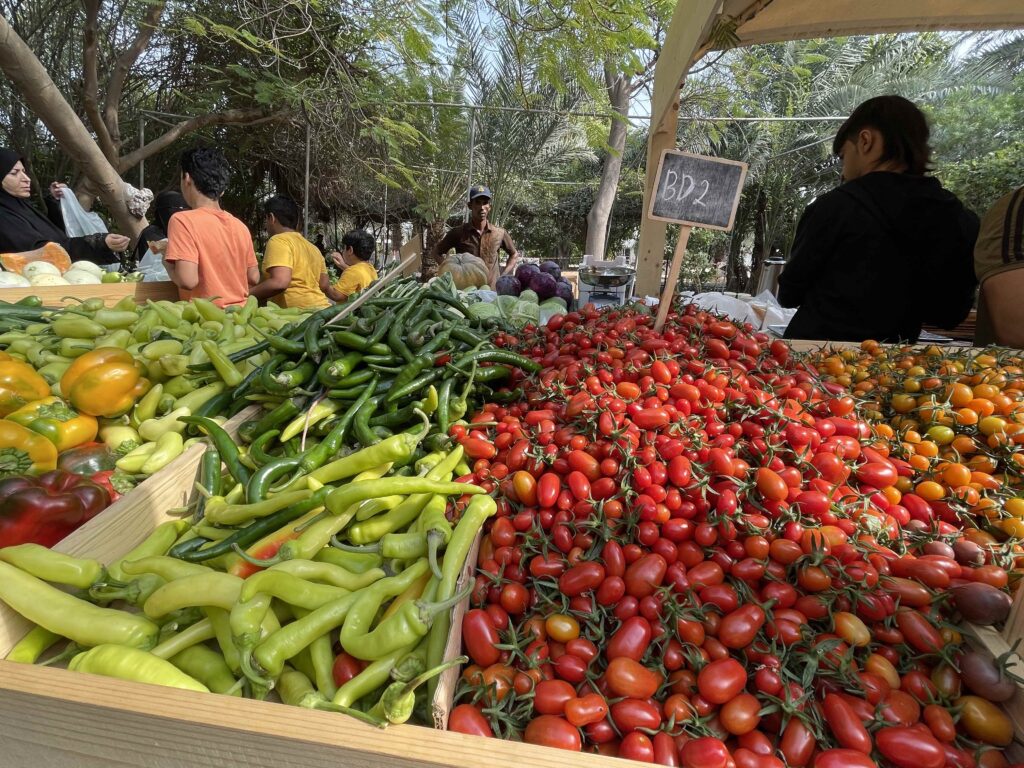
[982,269,1024,349]
[319,272,345,303]
[250,266,291,300]
[247,266,261,287]
[167,259,199,290]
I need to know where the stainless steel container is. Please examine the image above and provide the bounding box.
[755,257,786,297]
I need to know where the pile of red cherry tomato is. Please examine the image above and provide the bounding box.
[446,303,1024,768]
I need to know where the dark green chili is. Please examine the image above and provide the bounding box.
[331,368,374,389]
[248,430,280,465]
[452,347,541,373]
[330,331,390,355]
[303,316,326,359]
[238,397,304,444]
[179,416,251,487]
[316,352,363,387]
[300,375,379,473]
[193,446,223,523]
[436,377,455,435]
[246,456,302,503]
[352,396,380,447]
[385,368,443,404]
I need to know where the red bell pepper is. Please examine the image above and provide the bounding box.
[0,470,111,548]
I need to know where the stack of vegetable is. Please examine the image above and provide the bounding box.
[0,432,495,727]
[0,257,133,287]
[446,304,1024,768]
[0,294,314,546]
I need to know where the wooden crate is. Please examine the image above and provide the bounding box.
[0,280,178,308]
[0,406,639,768]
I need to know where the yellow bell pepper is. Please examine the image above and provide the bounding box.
[6,396,99,453]
[60,347,151,418]
[0,420,58,475]
[0,356,52,417]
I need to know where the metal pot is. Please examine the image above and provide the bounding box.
[579,266,635,288]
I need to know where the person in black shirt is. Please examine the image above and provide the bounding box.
[777,96,979,342]
[133,190,189,265]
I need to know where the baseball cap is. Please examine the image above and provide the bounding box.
[468,185,492,202]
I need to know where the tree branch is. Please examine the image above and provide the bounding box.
[81,0,118,163]
[116,108,285,173]
[103,0,168,148]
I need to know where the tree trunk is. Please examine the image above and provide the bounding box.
[725,227,747,292]
[748,188,767,293]
[421,219,447,281]
[584,65,631,260]
[0,15,146,241]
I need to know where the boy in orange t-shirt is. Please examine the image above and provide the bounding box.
[165,147,258,307]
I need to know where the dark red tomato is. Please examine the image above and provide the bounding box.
[462,609,501,667]
[880,690,921,727]
[537,472,562,508]
[619,731,655,763]
[499,582,529,615]
[606,616,652,660]
[755,467,788,501]
[554,652,588,684]
[558,561,606,596]
[566,471,591,502]
[822,693,872,754]
[779,718,816,767]
[624,553,667,598]
[696,658,746,704]
[894,609,943,654]
[813,750,878,768]
[448,703,494,737]
[533,679,576,715]
[610,698,662,731]
[605,656,663,698]
[331,652,363,687]
[857,462,897,489]
[524,715,582,752]
[720,692,761,736]
[719,605,766,649]
[680,737,729,768]
[874,726,944,768]
[652,731,679,767]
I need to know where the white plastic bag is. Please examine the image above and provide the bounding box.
[137,248,170,282]
[60,193,108,238]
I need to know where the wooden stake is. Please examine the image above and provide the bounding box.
[653,225,691,332]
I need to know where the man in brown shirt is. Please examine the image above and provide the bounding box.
[429,185,519,285]
[974,186,1024,348]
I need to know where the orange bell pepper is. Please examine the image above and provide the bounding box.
[60,348,151,418]
[0,420,58,476]
[7,396,99,453]
[0,357,52,417]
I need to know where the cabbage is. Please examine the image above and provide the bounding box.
[539,260,561,280]
[555,281,574,306]
[495,295,520,318]
[518,289,539,304]
[529,271,557,300]
[515,263,539,285]
[468,302,502,321]
[496,275,521,296]
[510,300,540,327]
[540,297,567,311]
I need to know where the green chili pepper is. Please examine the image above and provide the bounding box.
[316,352,363,388]
[169,644,240,695]
[5,625,62,664]
[368,656,467,724]
[244,456,303,503]
[330,331,391,356]
[324,476,483,519]
[149,618,216,660]
[425,493,497,700]
[248,430,280,465]
[69,644,210,692]
[308,627,338,699]
[120,555,214,582]
[331,368,374,389]
[204,606,241,674]
[332,533,426,561]
[180,415,251,487]
[327,377,392,401]
[0,544,105,589]
[239,397,305,444]
[452,347,541,373]
[420,495,453,580]
[280,399,343,443]
[205,488,313,526]
[143,571,246,618]
[314,547,384,574]
[385,368,443,404]
[436,377,456,435]
[140,431,185,475]
[193,446,223,523]
[276,666,383,726]
[346,447,465,544]
[249,561,428,685]
[0,560,159,649]
[107,521,191,583]
[173,382,227,414]
[331,645,414,708]
[267,559,386,591]
[201,340,244,387]
[178,489,329,564]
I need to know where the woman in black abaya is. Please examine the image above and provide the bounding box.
[0,148,129,264]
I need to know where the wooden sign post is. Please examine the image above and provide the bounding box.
[647,150,748,331]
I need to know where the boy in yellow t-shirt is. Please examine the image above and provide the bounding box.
[250,196,330,309]
[325,229,378,301]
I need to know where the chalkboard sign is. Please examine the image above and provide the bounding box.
[647,150,748,231]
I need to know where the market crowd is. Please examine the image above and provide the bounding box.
[1,94,1021,343]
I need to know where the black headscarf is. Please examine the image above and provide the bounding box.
[0,148,71,253]
[134,190,189,262]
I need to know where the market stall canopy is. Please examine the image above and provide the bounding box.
[635,0,1024,298]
